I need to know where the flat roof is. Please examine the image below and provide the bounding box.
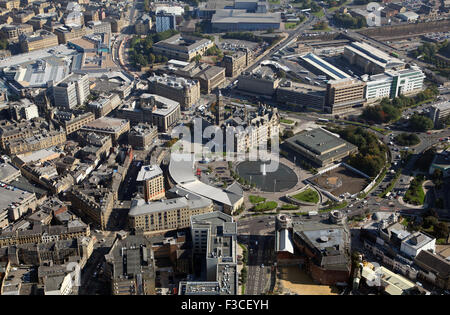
[301,53,350,80]
[82,117,129,133]
[0,184,35,211]
[212,9,281,25]
[129,195,212,216]
[286,128,355,156]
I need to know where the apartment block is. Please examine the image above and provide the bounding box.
[136,164,165,202]
[128,195,213,234]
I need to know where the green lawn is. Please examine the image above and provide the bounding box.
[292,189,319,203]
[328,0,350,12]
[280,203,299,210]
[285,22,299,30]
[280,118,295,124]
[312,10,324,18]
[254,201,278,211]
[249,195,266,204]
[320,201,348,212]
[404,177,425,205]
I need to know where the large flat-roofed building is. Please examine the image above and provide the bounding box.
[180,211,237,295]
[105,234,156,295]
[174,62,226,94]
[148,74,200,111]
[54,25,87,44]
[128,195,214,234]
[223,48,253,77]
[136,165,165,202]
[325,78,366,114]
[363,66,425,104]
[19,30,58,53]
[53,73,90,109]
[276,211,351,285]
[344,41,405,75]
[300,53,350,80]
[152,34,214,62]
[80,117,130,143]
[211,9,281,31]
[1,24,33,40]
[140,93,181,132]
[284,128,358,167]
[276,81,326,111]
[237,65,280,96]
[0,184,37,226]
[429,101,450,127]
[128,123,157,150]
[0,162,21,183]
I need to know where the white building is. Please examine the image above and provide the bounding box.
[400,231,435,259]
[363,66,425,103]
[53,73,90,109]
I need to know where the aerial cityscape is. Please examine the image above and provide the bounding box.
[0,0,449,299]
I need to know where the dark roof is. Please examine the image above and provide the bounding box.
[414,250,450,278]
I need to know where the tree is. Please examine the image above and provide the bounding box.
[0,38,8,50]
[409,114,434,132]
[434,222,449,239]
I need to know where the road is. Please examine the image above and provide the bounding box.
[237,216,274,295]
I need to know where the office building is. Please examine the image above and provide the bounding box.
[152,34,214,62]
[325,78,366,114]
[53,73,90,109]
[363,66,425,104]
[429,101,450,127]
[223,48,253,77]
[344,42,405,75]
[128,123,158,150]
[284,128,358,167]
[105,234,156,295]
[80,117,130,143]
[179,211,237,295]
[276,81,326,111]
[174,62,226,94]
[237,65,280,96]
[155,11,176,33]
[136,165,165,202]
[148,74,200,111]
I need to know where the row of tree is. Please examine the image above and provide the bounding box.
[328,126,387,177]
[129,29,179,68]
[332,13,367,29]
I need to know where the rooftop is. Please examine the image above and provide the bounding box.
[300,53,350,80]
[136,165,163,182]
[129,195,212,217]
[286,127,356,158]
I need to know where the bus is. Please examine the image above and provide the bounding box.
[304,77,311,82]
[317,118,329,122]
[390,51,399,58]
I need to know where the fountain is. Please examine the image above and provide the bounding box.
[260,163,266,176]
